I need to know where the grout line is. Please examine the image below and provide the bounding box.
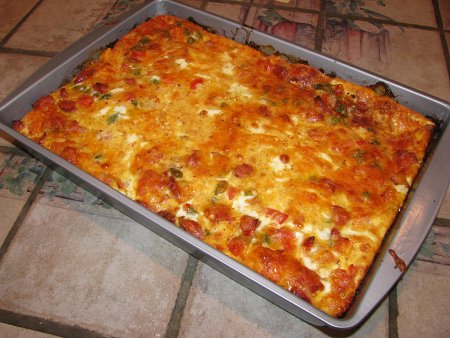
[388,286,399,338]
[0,47,56,58]
[207,0,320,14]
[416,257,450,267]
[0,0,45,47]
[326,12,439,31]
[432,0,450,80]
[434,217,450,228]
[0,145,28,156]
[0,308,110,338]
[164,256,199,338]
[314,0,327,51]
[0,167,50,263]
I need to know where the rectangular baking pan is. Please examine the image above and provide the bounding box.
[0,0,449,330]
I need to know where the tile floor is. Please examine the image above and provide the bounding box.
[0,0,449,337]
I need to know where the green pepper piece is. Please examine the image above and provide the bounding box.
[215,180,228,195]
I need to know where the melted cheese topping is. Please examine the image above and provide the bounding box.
[15,15,434,318]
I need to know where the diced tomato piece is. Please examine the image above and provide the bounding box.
[77,95,94,107]
[190,78,204,89]
[34,95,55,110]
[272,65,288,79]
[394,150,417,170]
[11,120,24,131]
[167,176,182,200]
[227,237,246,256]
[331,227,340,240]
[186,150,200,166]
[38,132,47,144]
[331,205,350,226]
[93,82,109,94]
[60,146,78,165]
[233,163,254,178]
[302,236,315,251]
[123,92,135,101]
[206,204,234,223]
[180,218,203,239]
[334,84,344,96]
[279,154,290,163]
[74,68,94,84]
[227,186,240,200]
[128,50,146,63]
[291,286,310,303]
[157,210,175,223]
[271,228,295,251]
[265,208,289,224]
[58,100,76,112]
[59,88,68,98]
[124,78,136,85]
[240,215,260,236]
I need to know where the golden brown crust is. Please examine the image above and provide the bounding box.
[15,15,434,317]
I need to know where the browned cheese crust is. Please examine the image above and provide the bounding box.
[13,15,434,317]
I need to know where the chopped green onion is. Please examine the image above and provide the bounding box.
[139,36,150,44]
[352,149,365,164]
[361,191,371,200]
[194,31,203,40]
[100,93,111,100]
[186,205,198,215]
[170,167,183,178]
[335,103,348,117]
[187,37,196,44]
[131,99,139,106]
[330,116,343,125]
[244,189,256,196]
[314,83,332,93]
[371,161,382,170]
[107,113,119,125]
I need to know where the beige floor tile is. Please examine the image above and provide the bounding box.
[204,3,249,23]
[397,260,450,337]
[0,197,24,247]
[0,323,59,338]
[323,22,450,101]
[439,0,450,30]
[0,53,49,102]
[0,202,189,337]
[5,0,115,53]
[178,262,388,337]
[246,7,318,49]
[0,0,39,41]
[326,0,436,26]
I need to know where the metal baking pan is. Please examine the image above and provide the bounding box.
[0,0,449,330]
